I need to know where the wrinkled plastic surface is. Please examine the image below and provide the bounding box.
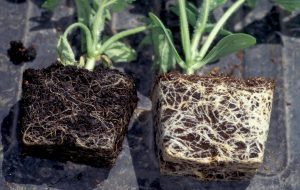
[0,0,299,189]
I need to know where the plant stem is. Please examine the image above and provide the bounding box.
[98,26,148,54]
[178,0,191,66]
[191,0,210,55]
[85,57,96,71]
[197,0,245,59]
[186,67,194,75]
[104,0,118,8]
[63,22,93,57]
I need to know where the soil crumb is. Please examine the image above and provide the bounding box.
[6,0,26,4]
[7,41,36,65]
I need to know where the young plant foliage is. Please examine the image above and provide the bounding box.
[246,0,300,11]
[43,0,146,71]
[150,0,256,74]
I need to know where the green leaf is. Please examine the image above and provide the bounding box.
[246,0,257,8]
[272,0,300,11]
[205,24,232,36]
[105,10,112,20]
[42,0,60,11]
[139,35,152,47]
[110,0,136,12]
[186,2,198,14]
[92,0,100,12]
[210,0,227,10]
[151,24,176,73]
[74,0,91,26]
[149,13,185,69]
[57,36,76,66]
[195,33,256,68]
[104,41,136,63]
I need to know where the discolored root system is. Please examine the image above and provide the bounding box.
[20,63,137,167]
[152,72,274,180]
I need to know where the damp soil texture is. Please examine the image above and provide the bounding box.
[0,0,300,190]
[20,63,137,167]
[7,41,36,65]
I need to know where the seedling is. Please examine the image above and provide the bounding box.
[151,0,276,181]
[20,0,142,167]
[149,0,256,74]
[43,0,147,70]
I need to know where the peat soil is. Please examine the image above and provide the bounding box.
[7,41,36,65]
[20,63,137,167]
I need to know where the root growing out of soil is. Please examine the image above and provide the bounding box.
[20,63,137,167]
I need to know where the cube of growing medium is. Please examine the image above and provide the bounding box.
[20,64,137,167]
[152,73,274,180]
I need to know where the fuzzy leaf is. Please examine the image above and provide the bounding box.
[57,36,76,66]
[42,0,60,11]
[74,0,91,26]
[187,1,198,13]
[151,25,176,73]
[199,33,256,65]
[205,24,232,36]
[110,0,136,12]
[104,41,136,63]
[91,0,111,19]
[272,0,300,11]
[92,0,100,12]
[140,35,152,46]
[210,0,227,10]
[149,13,184,68]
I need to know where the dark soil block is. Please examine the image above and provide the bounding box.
[152,73,275,180]
[7,41,36,65]
[20,63,138,167]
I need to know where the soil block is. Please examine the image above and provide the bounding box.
[7,41,36,65]
[20,63,138,167]
[152,73,275,180]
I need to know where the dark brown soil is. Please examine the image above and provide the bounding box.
[7,41,36,65]
[6,0,26,3]
[20,63,138,167]
[155,72,275,91]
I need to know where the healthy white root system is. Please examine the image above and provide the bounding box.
[152,74,274,180]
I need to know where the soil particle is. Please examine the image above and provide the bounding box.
[6,0,26,3]
[7,41,36,65]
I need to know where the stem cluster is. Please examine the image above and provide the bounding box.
[58,0,147,71]
[149,0,256,74]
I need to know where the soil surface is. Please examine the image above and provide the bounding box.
[155,72,275,90]
[20,63,138,167]
[7,41,36,65]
